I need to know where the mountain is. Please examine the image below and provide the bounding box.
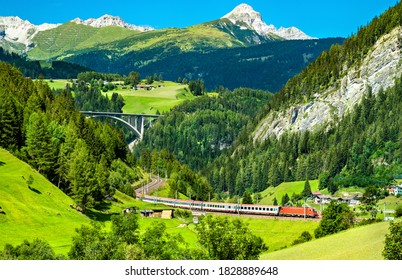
[222,4,314,40]
[1,4,330,90]
[71,14,153,32]
[253,9,402,140]
[0,14,152,53]
[1,4,312,54]
[0,16,59,52]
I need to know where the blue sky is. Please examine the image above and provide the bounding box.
[2,0,399,38]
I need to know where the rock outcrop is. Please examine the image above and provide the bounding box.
[253,26,402,141]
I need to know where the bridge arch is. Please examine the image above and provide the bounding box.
[87,115,143,139]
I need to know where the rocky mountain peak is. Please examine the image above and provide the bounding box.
[222,3,263,25]
[71,14,153,32]
[221,3,314,40]
[0,16,59,50]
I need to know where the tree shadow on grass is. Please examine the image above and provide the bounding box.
[0,161,5,167]
[93,201,112,212]
[28,186,42,194]
[84,208,118,223]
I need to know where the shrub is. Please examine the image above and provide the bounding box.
[292,231,313,245]
[394,205,402,218]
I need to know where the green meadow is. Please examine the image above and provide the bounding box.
[261,221,390,260]
[44,80,194,114]
[259,180,319,205]
[45,79,73,90]
[0,148,89,255]
[115,82,194,114]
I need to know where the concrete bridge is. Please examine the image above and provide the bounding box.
[80,111,163,140]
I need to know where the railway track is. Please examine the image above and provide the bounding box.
[135,176,166,195]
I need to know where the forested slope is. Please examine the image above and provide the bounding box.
[137,88,273,172]
[0,61,131,212]
[202,1,402,196]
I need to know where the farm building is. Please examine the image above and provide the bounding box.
[313,193,333,204]
[387,185,402,196]
[139,209,173,219]
[135,85,155,91]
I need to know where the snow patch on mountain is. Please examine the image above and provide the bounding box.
[71,15,153,32]
[0,16,59,49]
[222,3,315,40]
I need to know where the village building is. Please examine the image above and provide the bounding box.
[312,192,361,206]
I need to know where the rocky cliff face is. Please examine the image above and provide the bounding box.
[222,3,314,40]
[0,16,59,50]
[253,26,402,141]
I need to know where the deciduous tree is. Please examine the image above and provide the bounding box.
[383,221,402,260]
[314,201,355,238]
[196,215,267,260]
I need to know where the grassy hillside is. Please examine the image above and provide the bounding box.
[0,148,199,255]
[245,218,319,253]
[28,23,140,60]
[259,180,319,205]
[28,22,246,62]
[0,148,89,255]
[261,221,390,260]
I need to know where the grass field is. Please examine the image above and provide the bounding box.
[259,180,319,205]
[45,79,73,90]
[261,221,391,260]
[115,82,194,114]
[243,218,319,253]
[0,148,89,255]
[43,80,194,114]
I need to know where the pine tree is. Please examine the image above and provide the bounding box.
[68,140,97,212]
[24,112,54,175]
[301,178,312,198]
[0,93,21,149]
[281,193,290,206]
[242,191,253,204]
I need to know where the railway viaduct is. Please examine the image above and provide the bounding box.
[80,111,163,140]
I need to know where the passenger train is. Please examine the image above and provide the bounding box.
[136,193,319,218]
